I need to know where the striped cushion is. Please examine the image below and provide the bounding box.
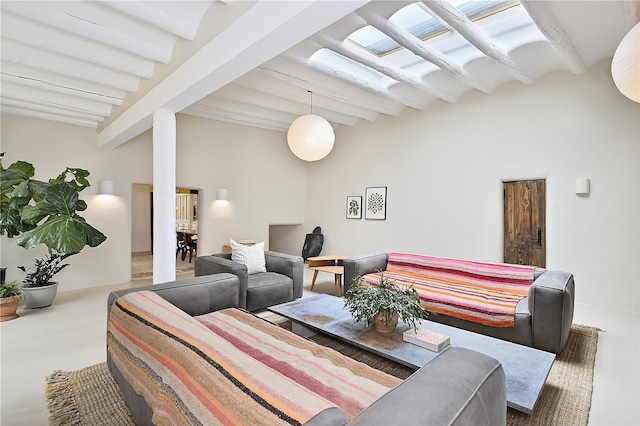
[363,252,536,327]
[108,291,400,425]
[231,239,266,274]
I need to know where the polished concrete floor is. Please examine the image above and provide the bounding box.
[1,268,638,425]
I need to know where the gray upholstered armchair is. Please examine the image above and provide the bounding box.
[194,251,303,312]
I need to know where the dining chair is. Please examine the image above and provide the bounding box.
[176,232,186,259]
[184,233,197,263]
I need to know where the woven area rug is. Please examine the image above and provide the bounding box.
[45,324,598,426]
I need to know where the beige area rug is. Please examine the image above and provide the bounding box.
[131,253,194,279]
[45,323,598,426]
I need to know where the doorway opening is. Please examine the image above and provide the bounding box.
[131,184,199,279]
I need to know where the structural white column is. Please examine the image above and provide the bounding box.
[152,109,176,284]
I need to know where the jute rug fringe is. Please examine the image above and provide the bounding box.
[45,370,82,426]
[45,324,599,426]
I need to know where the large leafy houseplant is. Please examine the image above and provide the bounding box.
[344,272,430,332]
[0,153,107,288]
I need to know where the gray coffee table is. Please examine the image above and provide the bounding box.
[269,294,555,415]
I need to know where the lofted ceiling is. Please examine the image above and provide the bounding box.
[1,1,638,149]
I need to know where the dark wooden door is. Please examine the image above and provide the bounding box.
[503,180,546,267]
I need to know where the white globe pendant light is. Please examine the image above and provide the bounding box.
[612,22,640,103]
[287,91,335,162]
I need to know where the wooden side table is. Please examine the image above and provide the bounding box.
[307,255,348,297]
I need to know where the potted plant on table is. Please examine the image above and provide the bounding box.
[343,271,430,333]
[0,153,107,308]
[0,280,23,321]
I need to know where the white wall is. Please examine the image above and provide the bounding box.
[303,60,640,313]
[2,60,638,314]
[0,114,307,289]
[0,118,152,288]
[131,184,152,253]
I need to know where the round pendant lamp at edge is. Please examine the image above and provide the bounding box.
[612,21,640,104]
[287,91,335,162]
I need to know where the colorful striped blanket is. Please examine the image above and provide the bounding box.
[108,291,400,425]
[363,252,536,327]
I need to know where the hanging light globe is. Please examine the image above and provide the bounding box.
[287,114,335,162]
[612,21,640,103]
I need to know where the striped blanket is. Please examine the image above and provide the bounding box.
[363,252,536,327]
[108,291,400,425]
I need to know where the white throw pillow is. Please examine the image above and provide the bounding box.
[230,240,266,274]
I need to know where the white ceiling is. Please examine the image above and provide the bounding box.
[1,1,638,149]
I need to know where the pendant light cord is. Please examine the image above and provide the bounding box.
[308,90,313,115]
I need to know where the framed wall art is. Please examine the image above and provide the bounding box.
[346,196,362,219]
[365,186,387,220]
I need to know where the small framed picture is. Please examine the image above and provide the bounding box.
[365,187,387,220]
[346,196,362,219]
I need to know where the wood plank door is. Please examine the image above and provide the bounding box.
[503,180,546,267]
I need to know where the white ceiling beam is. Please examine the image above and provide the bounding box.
[311,33,459,103]
[2,13,155,79]
[99,1,200,40]
[2,40,140,92]
[520,1,587,75]
[2,82,112,116]
[419,0,535,85]
[181,107,288,132]
[1,62,125,105]
[356,8,493,93]
[1,98,105,122]
[193,96,297,125]
[1,1,174,63]
[214,78,364,125]
[0,105,99,128]
[258,56,403,116]
[287,51,429,110]
[235,71,379,122]
[99,0,370,149]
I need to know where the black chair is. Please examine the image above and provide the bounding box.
[302,226,323,261]
[176,232,186,259]
[184,233,198,263]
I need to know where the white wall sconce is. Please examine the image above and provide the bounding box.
[99,180,115,195]
[217,188,228,201]
[575,178,590,195]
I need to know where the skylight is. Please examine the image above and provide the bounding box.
[348,1,520,56]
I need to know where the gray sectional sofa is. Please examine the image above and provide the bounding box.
[106,274,507,425]
[194,251,303,311]
[344,252,575,354]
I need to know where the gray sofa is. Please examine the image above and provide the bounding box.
[344,252,575,355]
[107,274,507,426]
[194,251,303,312]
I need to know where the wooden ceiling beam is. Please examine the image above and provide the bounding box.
[0,105,99,128]
[1,62,125,105]
[100,1,200,40]
[1,98,105,122]
[2,40,140,92]
[235,70,379,122]
[257,57,401,116]
[1,1,174,63]
[356,8,493,94]
[520,1,587,75]
[2,82,112,116]
[419,0,535,85]
[2,13,155,78]
[99,0,370,148]
[311,33,459,102]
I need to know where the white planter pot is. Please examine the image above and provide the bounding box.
[21,282,58,308]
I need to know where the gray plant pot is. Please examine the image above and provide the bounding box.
[21,282,59,308]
